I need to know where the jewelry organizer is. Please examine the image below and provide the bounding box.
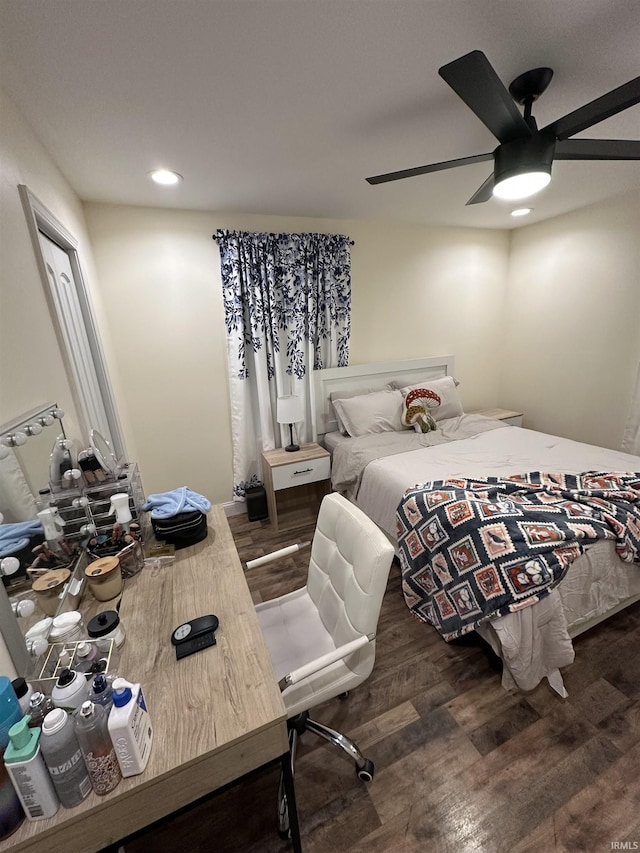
[51,463,149,552]
[44,463,149,595]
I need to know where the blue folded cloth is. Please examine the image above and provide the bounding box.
[0,519,44,557]
[142,487,211,520]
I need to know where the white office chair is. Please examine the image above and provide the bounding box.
[252,492,395,835]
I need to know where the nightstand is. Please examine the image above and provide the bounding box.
[261,443,331,532]
[472,408,524,427]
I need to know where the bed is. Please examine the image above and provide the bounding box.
[312,355,640,696]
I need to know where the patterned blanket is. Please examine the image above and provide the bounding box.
[397,471,640,640]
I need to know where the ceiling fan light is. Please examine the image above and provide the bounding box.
[493,171,551,200]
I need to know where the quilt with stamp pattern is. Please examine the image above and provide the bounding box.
[397,471,640,640]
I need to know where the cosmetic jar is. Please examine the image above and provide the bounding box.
[87,610,125,652]
[49,610,85,645]
[31,568,71,616]
[85,556,122,601]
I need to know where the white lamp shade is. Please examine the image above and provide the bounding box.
[277,395,304,425]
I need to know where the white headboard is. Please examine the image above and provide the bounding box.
[312,355,455,439]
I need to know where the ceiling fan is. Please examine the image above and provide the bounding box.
[366,50,640,205]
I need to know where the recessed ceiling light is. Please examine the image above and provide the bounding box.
[149,169,183,186]
[510,207,533,217]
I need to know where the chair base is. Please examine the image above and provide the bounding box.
[277,711,375,835]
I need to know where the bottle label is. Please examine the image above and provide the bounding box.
[10,765,46,818]
[48,748,84,776]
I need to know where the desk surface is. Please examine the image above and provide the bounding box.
[0,505,288,853]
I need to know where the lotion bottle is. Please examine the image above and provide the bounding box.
[108,678,153,777]
[4,716,59,820]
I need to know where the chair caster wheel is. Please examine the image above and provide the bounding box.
[338,691,349,700]
[356,758,374,782]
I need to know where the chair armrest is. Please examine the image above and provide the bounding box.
[246,541,311,570]
[278,635,370,691]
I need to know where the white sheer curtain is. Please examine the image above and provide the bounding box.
[216,230,351,499]
[622,361,640,455]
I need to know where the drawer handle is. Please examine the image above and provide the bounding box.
[293,468,313,475]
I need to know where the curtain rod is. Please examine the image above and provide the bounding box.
[212,233,355,245]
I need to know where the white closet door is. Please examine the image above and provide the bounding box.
[38,232,112,442]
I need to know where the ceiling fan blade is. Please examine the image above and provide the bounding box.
[555,138,640,160]
[438,50,532,144]
[366,152,493,185]
[543,76,640,141]
[465,174,495,205]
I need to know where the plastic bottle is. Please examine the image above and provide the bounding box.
[51,668,89,713]
[4,716,59,820]
[10,678,34,716]
[27,692,55,729]
[88,674,114,711]
[75,701,121,795]
[0,676,25,839]
[40,709,92,808]
[107,678,153,777]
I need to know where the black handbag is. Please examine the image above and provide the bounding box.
[151,511,208,550]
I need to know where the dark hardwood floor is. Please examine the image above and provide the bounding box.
[125,510,640,853]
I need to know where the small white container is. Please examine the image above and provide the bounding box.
[49,611,84,644]
[108,678,153,777]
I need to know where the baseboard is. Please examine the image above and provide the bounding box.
[223,500,246,517]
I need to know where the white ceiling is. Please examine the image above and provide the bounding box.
[1,0,639,230]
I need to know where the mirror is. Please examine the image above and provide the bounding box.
[90,429,118,476]
[0,403,65,522]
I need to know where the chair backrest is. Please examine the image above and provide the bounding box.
[306,493,395,684]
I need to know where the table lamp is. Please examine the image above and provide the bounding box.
[277,396,304,452]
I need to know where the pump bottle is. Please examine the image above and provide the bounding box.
[4,717,59,820]
[107,678,153,777]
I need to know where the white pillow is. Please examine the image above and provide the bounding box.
[332,389,404,437]
[397,375,463,421]
[330,385,392,435]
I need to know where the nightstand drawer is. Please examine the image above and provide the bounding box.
[272,456,331,491]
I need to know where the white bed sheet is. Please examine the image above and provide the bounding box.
[355,423,640,539]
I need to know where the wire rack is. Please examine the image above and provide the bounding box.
[33,638,115,689]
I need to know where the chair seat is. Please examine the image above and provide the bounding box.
[256,586,371,717]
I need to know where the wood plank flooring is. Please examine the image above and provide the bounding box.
[124,511,640,853]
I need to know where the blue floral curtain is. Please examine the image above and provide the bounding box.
[215,230,351,497]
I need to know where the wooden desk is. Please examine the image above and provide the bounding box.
[0,506,301,853]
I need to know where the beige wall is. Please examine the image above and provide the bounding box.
[3,83,638,510]
[83,204,510,501]
[502,190,640,449]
